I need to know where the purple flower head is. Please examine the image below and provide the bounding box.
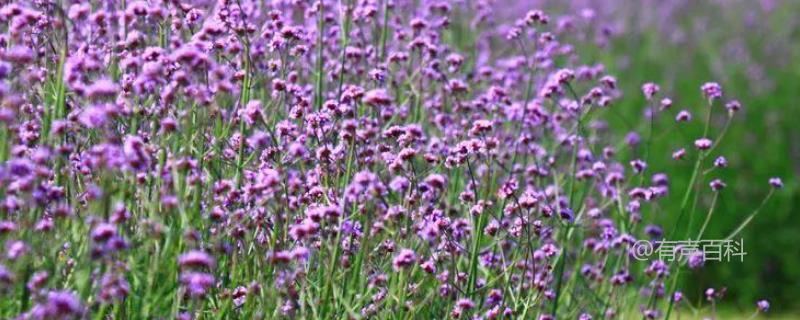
[363,89,392,107]
[725,100,742,114]
[392,249,416,271]
[676,110,692,122]
[91,223,117,243]
[672,148,686,160]
[99,274,130,303]
[289,219,319,240]
[652,173,669,186]
[424,173,447,190]
[4,45,34,64]
[240,100,263,126]
[757,299,770,312]
[178,250,216,270]
[180,272,215,298]
[123,135,151,171]
[470,119,494,136]
[705,288,716,300]
[39,291,85,318]
[160,117,178,133]
[645,260,669,278]
[701,82,723,100]
[694,138,713,150]
[769,177,783,189]
[713,156,728,168]
[525,10,549,25]
[456,298,475,310]
[345,170,386,202]
[0,264,12,286]
[27,271,49,291]
[554,69,575,85]
[709,179,726,191]
[687,251,705,268]
[625,132,641,147]
[560,208,574,221]
[389,176,410,192]
[660,98,673,110]
[630,159,647,173]
[0,60,11,79]
[85,78,118,100]
[641,83,660,100]
[642,309,661,319]
[600,75,617,89]
[79,104,110,128]
[247,131,271,149]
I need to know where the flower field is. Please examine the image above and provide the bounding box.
[0,1,796,319]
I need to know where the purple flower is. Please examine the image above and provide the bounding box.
[37,291,85,318]
[91,223,117,243]
[630,159,647,173]
[625,132,641,146]
[672,148,686,160]
[709,179,726,191]
[6,241,28,260]
[641,83,660,100]
[0,61,11,79]
[178,250,216,270]
[288,219,319,241]
[27,271,49,291]
[554,69,575,84]
[644,260,670,278]
[660,98,673,109]
[525,10,549,25]
[456,298,475,310]
[247,131,271,149]
[725,100,742,114]
[642,309,661,319]
[424,174,447,190]
[676,110,692,122]
[240,100,263,126]
[470,119,494,135]
[713,156,728,168]
[79,104,111,128]
[392,249,416,271]
[160,117,178,133]
[0,264,12,286]
[85,78,118,100]
[769,177,783,189]
[180,272,215,298]
[694,138,713,150]
[757,299,770,312]
[701,82,723,100]
[687,251,705,268]
[705,288,716,300]
[600,76,617,89]
[99,274,130,303]
[4,45,34,64]
[363,89,392,107]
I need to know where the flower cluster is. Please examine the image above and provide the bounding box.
[0,1,783,319]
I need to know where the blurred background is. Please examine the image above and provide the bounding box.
[481,0,800,314]
[552,0,800,313]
